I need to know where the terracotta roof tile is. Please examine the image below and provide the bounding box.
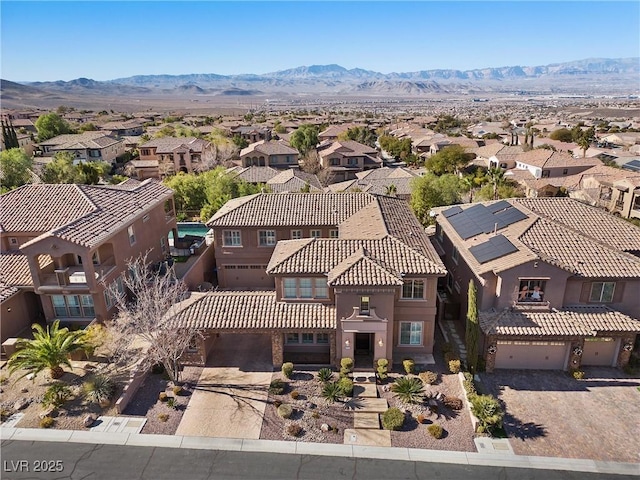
[0,251,51,287]
[240,140,298,156]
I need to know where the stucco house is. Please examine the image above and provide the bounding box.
[135,137,213,178]
[239,140,300,168]
[172,192,446,369]
[432,197,640,372]
[37,132,124,164]
[317,140,382,182]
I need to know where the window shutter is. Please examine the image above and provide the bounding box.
[612,282,625,303]
[579,282,591,303]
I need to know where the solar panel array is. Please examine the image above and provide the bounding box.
[469,234,518,264]
[446,203,528,240]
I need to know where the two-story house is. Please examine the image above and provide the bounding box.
[173,193,446,369]
[230,125,271,143]
[135,137,213,178]
[326,167,419,201]
[317,140,381,182]
[37,132,124,164]
[574,165,640,221]
[0,180,177,348]
[432,197,640,372]
[239,140,300,169]
[99,119,145,137]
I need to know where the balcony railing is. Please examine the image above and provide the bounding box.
[40,263,116,288]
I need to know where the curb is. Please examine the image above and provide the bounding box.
[1,427,638,476]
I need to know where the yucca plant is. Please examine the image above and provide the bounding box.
[391,376,425,405]
[8,321,87,380]
[470,394,504,433]
[321,381,343,404]
[83,374,115,405]
[42,382,73,409]
[317,368,333,383]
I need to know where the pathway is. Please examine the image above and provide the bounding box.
[344,372,391,446]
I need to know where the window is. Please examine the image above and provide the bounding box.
[402,280,424,299]
[452,247,459,264]
[9,237,18,246]
[258,230,276,246]
[589,282,615,303]
[330,158,340,166]
[52,295,94,317]
[291,230,302,240]
[187,336,198,352]
[127,225,136,246]
[286,333,299,344]
[400,322,422,345]
[311,230,321,238]
[360,296,370,314]
[329,229,339,238]
[316,333,329,344]
[302,333,314,344]
[299,278,313,298]
[160,236,167,254]
[518,279,547,302]
[347,157,358,166]
[446,273,454,292]
[314,278,328,298]
[223,230,241,247]
[541,170,550,178]
[283,278,297,298]
[435,224,443,242]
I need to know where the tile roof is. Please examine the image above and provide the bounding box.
[318,140,378,157]
[0,251,51,287]
[480,305,640,337]
[139,137,210,154]
[171,291,336,330]
[1,180,173,248]
[229,166,279,184]
[266,169,323,193]
[356,167,418,181]
[327,248,403,287]
[240,140,298,157]
[0,281,19,303]
[38,132,118,148]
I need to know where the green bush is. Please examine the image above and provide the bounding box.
[83,374,115,405]
[281,362,294,378]
[317,368,333,383]
[286,422,302,437]
[290,390,299,400]
[382,407,405,430]
[42,383,72,409]
[443,396,463,410]
[337,377,354,396]
[340,357,353,377]
[448,359,461,374]
[376,358,389,380]
[391,376,424,404]
[277,403,293,419]
[40,416,55,428]
[427,424,444,439]
[470,395,504,434]
[402,358,415,374]
[418,371,438,385]
[321,382,342,403]
[269,379,286,395]
[159,392,168,402]
[173,385,183,396]
[166,398,177,410]
[571,369,585,380]
[158,413,169,422]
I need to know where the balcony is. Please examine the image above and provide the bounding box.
[40,262,117,289]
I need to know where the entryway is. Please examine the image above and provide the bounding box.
[354,333,373,368]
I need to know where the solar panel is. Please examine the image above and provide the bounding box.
[485,200,511,213]
[449,213,484,239]
[442,206,462,218]
[469,234,518,264]
[494,207,528,227]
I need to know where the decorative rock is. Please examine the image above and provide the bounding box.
[305,402,316,410]
[21,388,29,393]
[26,373,35,381]
[83,363,96,370]
[14,398,29,410]
[83,414,96,428]
[320,423,330,432]
[39,407,55,419]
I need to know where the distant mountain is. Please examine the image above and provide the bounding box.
[2,58,638,109]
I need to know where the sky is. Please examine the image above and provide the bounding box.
[1,1,639,82]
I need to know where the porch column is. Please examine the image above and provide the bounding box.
[617,335,635,368]
[484,335,497,373]
[569,338,585,370]
[329,331,337,369]
[271,332,283,369]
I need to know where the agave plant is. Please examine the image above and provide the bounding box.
[83,374,115,405]
[390,376,425,405]
[42,382,73,409]
[8,321,87,380]
[470,394,504,433]
[321,381,343,404]
[317,367,333,383]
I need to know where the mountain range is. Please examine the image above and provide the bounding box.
[2,58,638,109]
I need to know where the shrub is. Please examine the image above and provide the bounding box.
[382,407,405,430]
[376,358,389,381]
[402,358,415,374]
[418,371,438,385]
[269,379,286,395]
[277,403,293,419]
[173,385,183,396]
[317,368,333,383]
[570,368,585,380]
[377,358,389,368]
[321,382,342,403]
[159,392,168,402]
[0,375,8,385]
[417,413,426,424]
[83,374,115,405]
[158,413,169,422]
[443,396,463,410]
[286,423,302,437]
[40,416,55,428]
[311,411,320,419]
[337,377,354,396]
[427,424,444,439]
[290,390,299,400]
[42,383,72,409]
[391,376,424,404]
[470,395,504,434]
[448,359,461,374]
[166,398,177,410]
[340,357,353,378]
[281,362,294,379]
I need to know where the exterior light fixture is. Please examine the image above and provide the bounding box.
[378,339,384,347]
[623,343,633,352]
[572,347,583,356]
[344,339,350,347]
[487,345,497,355]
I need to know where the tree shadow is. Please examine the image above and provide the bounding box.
[502,411,547,440]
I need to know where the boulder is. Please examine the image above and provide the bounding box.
[26,373,35,381]
[39,407,56,419]
[320,423,330,432]
[83,414,96,428]
[14,398,29,411]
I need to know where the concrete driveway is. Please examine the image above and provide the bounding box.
[479,367,640,463]
[175,334,273,439]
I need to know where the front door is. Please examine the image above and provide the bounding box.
[355,333,372,355]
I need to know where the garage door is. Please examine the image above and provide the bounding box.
[495,341,568,370]
[220,265,274,289]
[582,338,618,366]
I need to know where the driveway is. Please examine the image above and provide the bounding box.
[175,334,273,439]
[479,367,640,463]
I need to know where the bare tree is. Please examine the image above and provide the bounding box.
[104,253,202,383]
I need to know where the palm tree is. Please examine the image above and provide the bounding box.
[486,167,506,200]
[461,176,476,203]
[8,320,88,380]
[578,136,590,158]
[385,184,397,197]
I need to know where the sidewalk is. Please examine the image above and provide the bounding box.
[1,427,637,476]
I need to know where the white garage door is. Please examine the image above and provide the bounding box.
[582,338,618,366]
[495,341,568,370]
